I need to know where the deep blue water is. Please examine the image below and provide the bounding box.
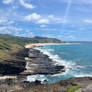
[27,42,92,84]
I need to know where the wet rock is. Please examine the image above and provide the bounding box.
[54,65,65,71]
[23,48,65,75]
[35,80,41,85]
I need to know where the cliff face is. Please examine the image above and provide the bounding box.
[0,49,29,75]
[20,48,65,75]
[0,40,29,75]
[0,34,92,92]
[0,34,63,75]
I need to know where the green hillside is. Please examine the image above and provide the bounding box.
[0,34,62,46]
[0,34,63,75]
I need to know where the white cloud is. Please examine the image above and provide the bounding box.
[24,13,49,24]
[21,30,34,37]
[2,0,13,4]
[37,19,49,24]
[24,13,41,21]
[0,18,7,24]
[2,0,35,9]
[0,27,7,31]
[48,15,54,19]
[0,26,23,31]
[40,25,47,28]
[48,14,63,24]
[84,19,92,24]
[20,0,35,9]
[0,17,14,25]
[8,26,23,31]
[8,21,14,25]
[0,25,34,38]
[24,13,63,24]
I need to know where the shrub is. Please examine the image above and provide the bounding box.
[68,86,82,92]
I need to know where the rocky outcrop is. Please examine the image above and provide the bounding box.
[21,48,65,75]
[0,48,29,75]
[0,62,25,75]
[0,77,91,92]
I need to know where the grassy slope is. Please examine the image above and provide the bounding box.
[0,40,22,60]
[0,34,63,75]
[0,34,62,63]
[0,39,26,75]
[0,34,62,46]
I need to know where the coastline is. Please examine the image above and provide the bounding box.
[22,45,65,76]
[0,77,92,92]
[0,43,92,92]
[0,43,66,81]
[25,42,69,48]
[0,43,67,80]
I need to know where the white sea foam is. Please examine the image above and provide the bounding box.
[27,46,92,84]
[74,73,92,77]
[27,75,48,84]
[76,65,92,69]
[34,47,77,74]
[27,47,77,83]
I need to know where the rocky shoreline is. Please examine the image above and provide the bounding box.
[0,44,65,80]
[0,44,92,92]
[21,48,65,75]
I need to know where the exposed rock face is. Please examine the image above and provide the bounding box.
[0,48,29,75]
[0,63,25,75]
[0,46,92,92]
[23,48,65,75]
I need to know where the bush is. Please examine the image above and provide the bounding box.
[68,86,82,92]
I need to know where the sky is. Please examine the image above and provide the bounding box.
[0,0,92,41]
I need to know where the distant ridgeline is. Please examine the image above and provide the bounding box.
[0,34,62,46]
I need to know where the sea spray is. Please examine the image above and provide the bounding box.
[27,43,92,84]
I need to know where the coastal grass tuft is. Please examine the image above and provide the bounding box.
[68,86,83,92]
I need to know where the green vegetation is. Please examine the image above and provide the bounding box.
[0,34,62,46]
[68,86,82,92]
[0,41,12,50]
[0,34,62,62]
[0,34,63,75]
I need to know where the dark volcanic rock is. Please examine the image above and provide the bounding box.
[27,48,65,75]
[0,62,25,75]
[54,66,65,71]
[0,48,29,75]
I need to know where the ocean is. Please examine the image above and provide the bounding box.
[27,42,92,84]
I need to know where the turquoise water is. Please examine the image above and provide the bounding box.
[27,42,92,84]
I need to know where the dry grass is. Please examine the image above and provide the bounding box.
[0,40,23,62]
